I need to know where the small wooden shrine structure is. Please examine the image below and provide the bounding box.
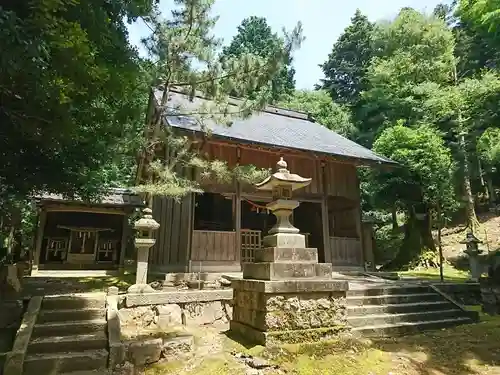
[31,188,143,273]
[137,88,395,274]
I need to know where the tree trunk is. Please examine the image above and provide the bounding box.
[460,133,480,234]
[381,208,437,271]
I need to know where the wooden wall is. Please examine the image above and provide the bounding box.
[191,230,237,261]
[150,194,193,272]
[154,138,365,272]
[194,141,359,200]
[329,237,363,268]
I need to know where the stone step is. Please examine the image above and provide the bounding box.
[347,308,464,327]
[352,316,473,336]
[28,333,108,354]
[347,301,455,316]
[347,285,431,297]
[347,292,443,306]
[32,319,107,338]
[42,294,105,311]
[23,349,108,375]
[37,308,105,324]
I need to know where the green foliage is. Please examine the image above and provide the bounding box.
[278,90,356,137]
[361,9,455,139]
[137,0,302,198]
[370,124,457,214]
[318,9,374,107]
[0,0,153,201]
[220,16,298,102]
[373,225,405,264]
[478,128,500,167]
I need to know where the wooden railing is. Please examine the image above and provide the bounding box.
[329,237,363,267]
[191,230,237,261]
[241,229,261,262]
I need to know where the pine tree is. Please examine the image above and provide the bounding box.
[134,0,303,202]
[220,16,298,102]
[318,9,374,107]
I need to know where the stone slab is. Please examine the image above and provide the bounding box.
[242,262,332,280]
[230,320,347,346]
[231,279,348,293]
[254,247,318,263]
[125,289,233,307]
[3,296,43,375]
[263,233,305,248]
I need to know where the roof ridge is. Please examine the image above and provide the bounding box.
[165,86,313,122]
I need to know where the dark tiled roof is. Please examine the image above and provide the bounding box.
[154,89,395,165]
[35,188,144,207]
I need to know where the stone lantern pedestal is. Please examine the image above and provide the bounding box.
[127,208,160,294]
[230,158,349,346]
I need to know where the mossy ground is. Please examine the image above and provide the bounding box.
[398,264,471,282]
[147,307,500,375]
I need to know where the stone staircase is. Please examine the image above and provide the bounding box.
[346,284,478,336]
[24,293,109,375]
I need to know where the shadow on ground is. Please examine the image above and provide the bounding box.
[219,308,500,375]
[22,274,137,297]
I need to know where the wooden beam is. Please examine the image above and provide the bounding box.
[31,209,47,275]
[44,205,127,215]
[173,128,393,168]
[119,215,128,273]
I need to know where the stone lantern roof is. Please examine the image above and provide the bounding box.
[255,157,312,191]
[459,232,483,245]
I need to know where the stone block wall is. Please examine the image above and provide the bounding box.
[434,283,481,305]
[120,290,233,330]
[233,290,347,332]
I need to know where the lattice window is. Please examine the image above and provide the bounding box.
[241,229,261,263]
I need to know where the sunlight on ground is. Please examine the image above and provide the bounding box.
[398,265,470,282]
[76,272,135,291]
[147,308,500,375]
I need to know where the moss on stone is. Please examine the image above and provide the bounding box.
[265,325,349,345]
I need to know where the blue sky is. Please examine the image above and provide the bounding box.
[127,0,447,89]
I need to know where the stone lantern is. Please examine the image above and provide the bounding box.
[127,207,160,294]
[460,231,483,282]
[254,157,312,248]
[230,158,348,346]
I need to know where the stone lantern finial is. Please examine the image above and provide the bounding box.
[277,157,288,173]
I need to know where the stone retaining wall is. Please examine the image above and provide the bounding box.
[433,283,481,305]
[120,290,233,329]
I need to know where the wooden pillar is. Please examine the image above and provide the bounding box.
[118,214,128,273]
[235,147,242,267]
[31,208,47,275]
[321,162,331,264]
[235,182,242,265]
[355,173,366,269]
[186,193,195,272]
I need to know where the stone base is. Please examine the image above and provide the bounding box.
[230,279,349,346]
[127,284,155,294]
[243,262,332,280]
[254,247,318,263]
[263,233,305,248]
[230,321,347,346]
